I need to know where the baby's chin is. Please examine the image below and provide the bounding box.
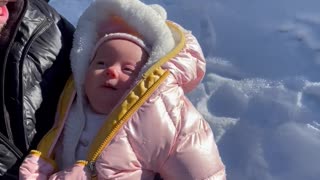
[90,102,115,115]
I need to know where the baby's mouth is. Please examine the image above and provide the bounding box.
[103,83,117,90]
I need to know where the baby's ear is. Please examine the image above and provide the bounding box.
[149,4,167,20]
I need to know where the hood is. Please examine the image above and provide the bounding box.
[70,0,176,102]
[70,0,206,113]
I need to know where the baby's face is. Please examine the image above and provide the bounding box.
[85,39,148,114]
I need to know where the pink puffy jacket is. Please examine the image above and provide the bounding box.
[20,0,226,179]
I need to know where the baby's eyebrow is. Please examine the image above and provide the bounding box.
[123,61,137,66]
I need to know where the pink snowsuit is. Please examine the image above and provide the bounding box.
[20,0,226,179]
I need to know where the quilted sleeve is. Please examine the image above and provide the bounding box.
[19,151,56,180]
[158,100,226,180]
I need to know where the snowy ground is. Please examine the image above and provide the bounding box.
[50,0,320,179]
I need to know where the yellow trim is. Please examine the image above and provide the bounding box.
[29,150,58,171]
[75,160,88,166]
[75,160,97,179]
[30,150,42,157]
[36,77,75,157]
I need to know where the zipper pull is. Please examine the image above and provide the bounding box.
[87,161,97,179]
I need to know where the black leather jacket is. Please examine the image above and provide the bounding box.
[0,0,74,178]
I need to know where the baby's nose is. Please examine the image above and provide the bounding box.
[106,67,117,78]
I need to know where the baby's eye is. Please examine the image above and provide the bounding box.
[95,61,107,69]
[123,66,135,74]
[96,61,105,65]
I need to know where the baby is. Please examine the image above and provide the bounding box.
[85,33,149,115]
[20,0,226,179]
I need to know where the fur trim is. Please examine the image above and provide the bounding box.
[70,0,175,112]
